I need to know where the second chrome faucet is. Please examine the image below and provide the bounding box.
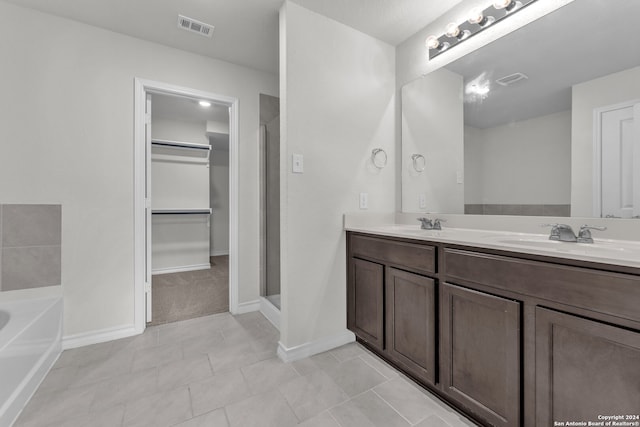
[543,223,607,243]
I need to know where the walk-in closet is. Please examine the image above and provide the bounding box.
[149,93,230,325]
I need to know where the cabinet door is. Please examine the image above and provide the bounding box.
[348,258,384,351]
[536,307,640,425]
[441,283,521,427]
[385,267,436,384]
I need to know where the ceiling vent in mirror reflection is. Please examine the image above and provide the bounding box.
[177,15,214,38]
[496,72,529,86]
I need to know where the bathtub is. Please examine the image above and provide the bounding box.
[0,297,62,427]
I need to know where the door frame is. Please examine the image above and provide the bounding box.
[592,98,640,217]
[133,78,239,333]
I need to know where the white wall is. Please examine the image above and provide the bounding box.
[279,2,396,350]
[571,66,640,216]
[401,69,464,213]
[463,125,484,204]
[465,110,571,205]
[0,1,277,337]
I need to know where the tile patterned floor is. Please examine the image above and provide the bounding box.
[14,312,477,427]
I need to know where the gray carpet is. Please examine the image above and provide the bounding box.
[149,255,229,326]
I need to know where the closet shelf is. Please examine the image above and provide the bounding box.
[151,139,211,151]
[152,209,212,215]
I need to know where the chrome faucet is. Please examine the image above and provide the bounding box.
[577,225,607,243]
[417,217,446,230]
[543,223,577,242]
[542,223,607,243]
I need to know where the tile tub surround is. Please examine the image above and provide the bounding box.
[15,311,475,427]
[0,204,62,292]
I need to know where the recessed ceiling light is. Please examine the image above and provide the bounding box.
[199,100,211,108]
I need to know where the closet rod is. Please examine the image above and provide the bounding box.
[151,139,211,151]
[152,209,212,215]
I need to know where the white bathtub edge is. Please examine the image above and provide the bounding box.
[2,298,63,427]
[62,323,139,350]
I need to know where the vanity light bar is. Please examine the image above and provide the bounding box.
[426,0,538,60]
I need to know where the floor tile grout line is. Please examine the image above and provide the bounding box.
[357,353,399,380]
[371,388,415,426]
[276,386,302,423]
[222,406,231,427]
[326,408,343,427]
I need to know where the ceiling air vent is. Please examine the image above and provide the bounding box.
[177,15,214,38]
[495,72,528,86]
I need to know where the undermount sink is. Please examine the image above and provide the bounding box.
[488,235,640,260]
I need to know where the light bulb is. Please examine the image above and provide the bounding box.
[199,100,211,108]
[445,23,460,38]
[467,8,485,24]
[425,35,440,49]
[493,0,512,9]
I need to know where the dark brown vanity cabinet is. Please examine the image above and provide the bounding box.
[346,231,640,427]
[440,283,520,427]
[386,267,436,384]
[535,307,640,425]
[347,233,437,386]
[348,257,385,351]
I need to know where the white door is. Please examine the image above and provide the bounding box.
[145,93,153,322]
[596,101,640,218]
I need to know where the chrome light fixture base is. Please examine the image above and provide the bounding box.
[427,0,537,60]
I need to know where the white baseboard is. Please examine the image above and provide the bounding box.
[210,250,229,257]
[277,329,356,363]
[63,324,139,350]
[259,297,280,330]
[232,299,260,315]
[152,263,210,275]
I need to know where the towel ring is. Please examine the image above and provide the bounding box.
[371,148,388,169]
[411,154,426,172]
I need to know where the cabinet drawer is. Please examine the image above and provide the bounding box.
[443,248,640,324]
[350,234,436,274]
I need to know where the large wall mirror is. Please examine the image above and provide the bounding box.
[401,0,640,218]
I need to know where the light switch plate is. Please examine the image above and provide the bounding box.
[292,154,304,173]
[456,170,464,184]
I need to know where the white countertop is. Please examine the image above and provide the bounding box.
[345,223,640,270]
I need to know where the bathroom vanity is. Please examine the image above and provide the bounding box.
[346,226,640,427]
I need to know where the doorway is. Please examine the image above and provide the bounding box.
[134,79,239,332]
[148,93,229,325]
[593,100,640,218]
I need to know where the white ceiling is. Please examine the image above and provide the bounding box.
[2,0,459,74]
